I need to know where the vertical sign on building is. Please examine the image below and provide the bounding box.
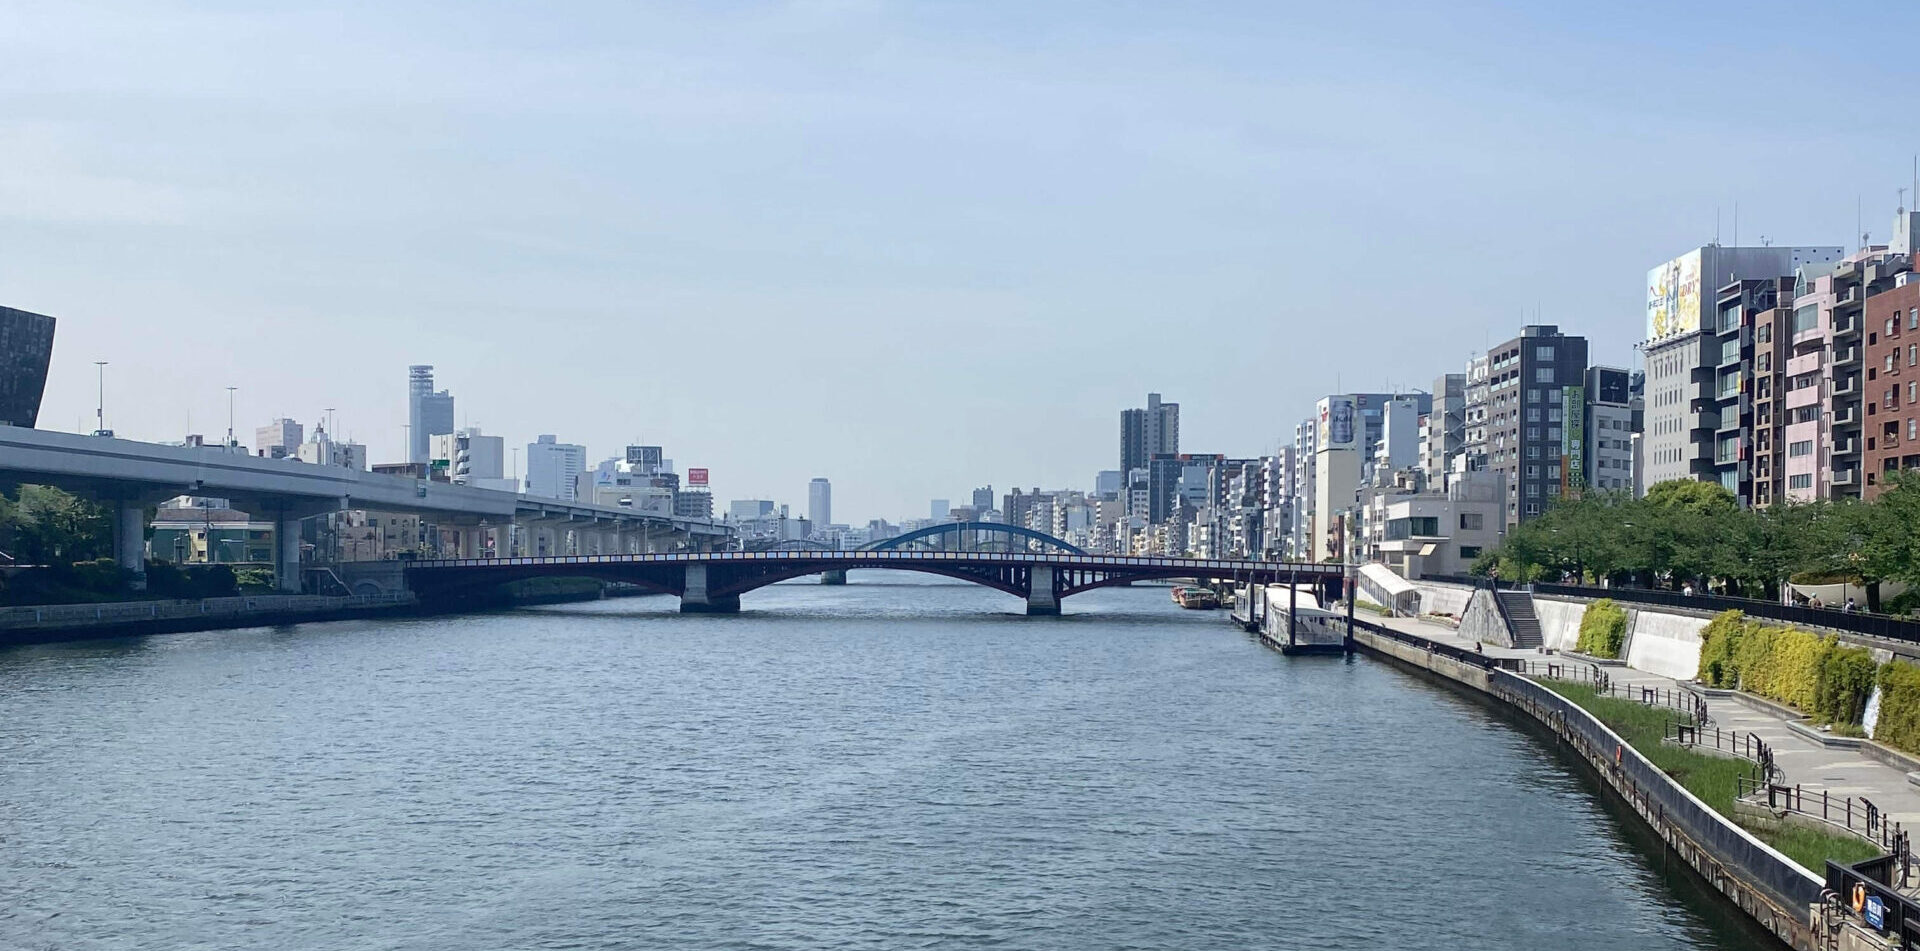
[1563,385,1585,494]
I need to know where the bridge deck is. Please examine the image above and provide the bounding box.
[405,550,1347,574]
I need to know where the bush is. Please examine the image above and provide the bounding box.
[1695,609,1879,726]
[1575,598,1628,658]
[1698,610,1746,687]
[1876,661,1920,755]
[1814,644,1878,726]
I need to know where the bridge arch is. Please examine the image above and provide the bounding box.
[865,521,1085,555]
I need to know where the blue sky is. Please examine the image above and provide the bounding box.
[4,1,1914,521]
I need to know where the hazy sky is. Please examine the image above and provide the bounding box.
[7,1,1916,522]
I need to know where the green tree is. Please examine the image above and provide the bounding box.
[9,485,112,566]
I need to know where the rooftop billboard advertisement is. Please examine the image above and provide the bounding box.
[1646,249,1702,342]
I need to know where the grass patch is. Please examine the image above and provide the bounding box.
[1542,679,1883,871]
[1354,599,1392,617]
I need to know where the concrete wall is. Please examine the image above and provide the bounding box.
[1534,597,1586,652]
[1459,589,1511,648]
[1412,580,1473,618]
[1624,608,1708,681]
[1534,594,1709,681]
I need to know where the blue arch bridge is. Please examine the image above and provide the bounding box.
[404,522,1349,615]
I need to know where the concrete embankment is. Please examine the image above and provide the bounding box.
[0,584,652,646]
[1344,621,1822,950]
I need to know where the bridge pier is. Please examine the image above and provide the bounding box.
[1025,565,1060,615]
[113,498,147,591]
[275,509,303,592]
[820,569,847,585]
[679,564,740,613]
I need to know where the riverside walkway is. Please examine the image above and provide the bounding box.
[1364,612,1920,865]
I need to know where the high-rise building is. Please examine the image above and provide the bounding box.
[1862,214,1920,496]
[809,478,832,528]
[1120,392,1180,472]
[1641,245,1844,499]
[1481,325,1589,525]
[1459,353,1491,473]
[1582,367,1637,493]
[255,418,303,459]
[431,427,512,491]
[0,305,55,428]
[1423,373,1466,488]
[972,486,994,514]
[525,434,586,500]
[407,365,455,465]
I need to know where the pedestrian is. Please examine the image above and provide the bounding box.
[1682,583,1694,597]
[1845,597,1857,614]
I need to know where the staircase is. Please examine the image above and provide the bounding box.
[1495,590,1543,649]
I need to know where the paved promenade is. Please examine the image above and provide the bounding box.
[1365,612,1920,853]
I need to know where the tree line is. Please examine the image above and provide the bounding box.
[1472,472,1920,611]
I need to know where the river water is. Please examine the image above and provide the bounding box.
[1,575,1773,950]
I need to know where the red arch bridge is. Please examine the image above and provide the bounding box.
[403,549,1351,615]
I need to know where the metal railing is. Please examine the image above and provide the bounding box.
[1532,582,1920,644]
[1666,721,1775,779]
[1749,782,1911,887]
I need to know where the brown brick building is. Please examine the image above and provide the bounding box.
[1864,270,1920,496]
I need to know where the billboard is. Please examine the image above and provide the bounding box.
[1562,385,1585,492]
[687,467,709,487]
[1316,395,1357,448]
[1646,250,1703,341]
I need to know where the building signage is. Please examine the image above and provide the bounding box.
[1647,249,1703,341]
[1317,396,1357,448]
[1562,385,1585,492]
[1865,894,1886,931]
[687,467,709,487]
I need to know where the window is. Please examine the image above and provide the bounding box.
[1525,483,1540,497]
[1911,308,1918,330]
[1912,419,1918,441]
[1758,324,1773,343]
[1526,427,1541,440]
[1524,465,1539,478]
[1459,513,1484,531]
[1458,546,1483,559]
[1547,464,1561,479]
[1789,474,1814,489]
[1793,304,1819,335]
[1527,408,1540,422]
[1525,503,1541,516]
[1910,343,1916,366]
[1547,406,1562,422]
[1536,346,1556,361]
[1527,446,1541,459]
[1535,368,1556,383]
[1789,440,1814,457]
[1911,381,1917,404]
[1527,388,1540,403]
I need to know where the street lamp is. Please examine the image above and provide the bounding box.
[92,361,110,436]
[225,386,238,449]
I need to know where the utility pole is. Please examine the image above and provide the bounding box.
[225,386,238,449]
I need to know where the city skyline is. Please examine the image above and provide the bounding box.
[14,2,1920,520]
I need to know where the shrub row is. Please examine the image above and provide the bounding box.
[1876,662,1920,756]
[1695,609,1876,726]
[1574,598,1628,658]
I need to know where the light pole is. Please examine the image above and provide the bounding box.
[92,361,109,436]
[225,386,238,449]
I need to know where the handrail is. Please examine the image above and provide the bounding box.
[1534,582,1920,644]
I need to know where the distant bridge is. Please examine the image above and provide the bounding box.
[404,549,1349,615]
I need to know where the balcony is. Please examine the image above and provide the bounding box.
[1835,311,1861,336]
[1833,375,1859,398]
[1833,467,1858,487]
[1834,436,1859,457]
[1833,345,1859,367]
[1835,404,1860,426]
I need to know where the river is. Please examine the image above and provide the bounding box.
[0,574,1775,949]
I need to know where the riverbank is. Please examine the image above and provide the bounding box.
[1338,619,1823,949]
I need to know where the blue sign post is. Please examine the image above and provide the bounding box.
[1865,894,1886,931]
